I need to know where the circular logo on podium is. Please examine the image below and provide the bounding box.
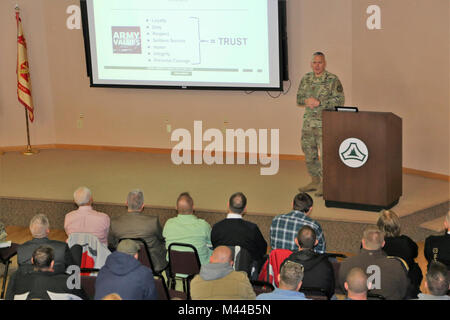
[339,138,369,168]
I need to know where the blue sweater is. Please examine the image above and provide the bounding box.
[94,251,157,300]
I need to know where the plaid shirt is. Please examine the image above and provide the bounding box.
[270,210,326,253]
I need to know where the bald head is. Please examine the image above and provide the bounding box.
[345,268,368,294]
[210,246,233,264]
[176,192,194,215]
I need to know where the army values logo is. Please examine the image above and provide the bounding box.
[339,138,369,168]
[112,26,142,54]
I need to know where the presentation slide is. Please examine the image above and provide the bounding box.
[84,0,282,89]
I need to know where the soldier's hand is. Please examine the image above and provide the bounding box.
[305,98,320,108]
[310,98,320,108]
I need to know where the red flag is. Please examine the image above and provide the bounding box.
[16,10,34,122]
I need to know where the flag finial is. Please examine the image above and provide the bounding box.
[15,4,20,12]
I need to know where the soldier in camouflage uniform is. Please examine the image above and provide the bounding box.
[297,52,345,196]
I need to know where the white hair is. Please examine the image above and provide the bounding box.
[29,214,49,238]
[127,189,144,211]
[73,187,92,206]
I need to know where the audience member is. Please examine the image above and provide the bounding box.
[339,226,409,300]
[64,186,110,245]
[18,214,74,274]
[163,192,212,265]
[344,267,369,300]
[108,189,167,272]
[211,192,267,267]
[95,239,157,300]
[270,192,326,253]
[282,225,335,297]
[424,210,450,270]
[6,246,87,300]
[257,260,309,300]
[190,246,256,300]
[376,210,422,298]
[102,293,122,300]
[0,221,6,242]
[0,221,6,276]
[416,261,450,300]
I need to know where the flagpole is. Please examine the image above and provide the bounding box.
[23,108,38,156]
[16,5,38,156]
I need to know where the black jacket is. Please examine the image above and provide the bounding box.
[382,235,418,268]
[6,269,87,300]
[424,232,450,269]
[382,235,423,298]
[283,249,335,296]
[17,237,74,274]
[211,218,267,262]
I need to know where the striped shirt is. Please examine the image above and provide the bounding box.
[270,210,326,253]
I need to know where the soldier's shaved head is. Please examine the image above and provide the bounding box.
[210,246,233,264]
[345,268,368,294]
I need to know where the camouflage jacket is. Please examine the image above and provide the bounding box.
[296,70,345,127]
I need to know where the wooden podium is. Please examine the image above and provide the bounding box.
[322,110,402,211]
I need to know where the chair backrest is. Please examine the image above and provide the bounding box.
[168,243,201,276]
[154,275,170,300]
[229,246,253,274]
[250,280,274,296]
[257,248,293,287]
[67,233,110,270]
[331,260,344,295]
[119,238,156,273]
[367,291,386,300]
[80,275,97,300]
[300,286,330,300]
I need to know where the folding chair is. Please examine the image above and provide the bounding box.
[300,286,330,300]
[367,291,386,300]
[154,274,187,300]
[167,243,201,299]
[0,243,19,299]
[80,275,97,300]
[118,238,167,275]
[329,254,348,295]
[250,280,274,296]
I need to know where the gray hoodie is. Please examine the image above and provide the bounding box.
[199,262,234,281]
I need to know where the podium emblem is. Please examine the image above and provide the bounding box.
[339,138,369,168]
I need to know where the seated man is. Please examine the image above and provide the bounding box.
[257,260,309,300]
[6,246,87,300]
[163,192,212,265]
[424,211,449,270]
[211,192,267,267]
[95,239,157,300]
[64,186,110,246]
[109,189,167,272]
[282,225,334,297]
[190,246,256,300]
[344,268,369,300]
[18,214,74,274]
[339,226,409,300]
[270,192,326,253]
[416,261,450,300]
